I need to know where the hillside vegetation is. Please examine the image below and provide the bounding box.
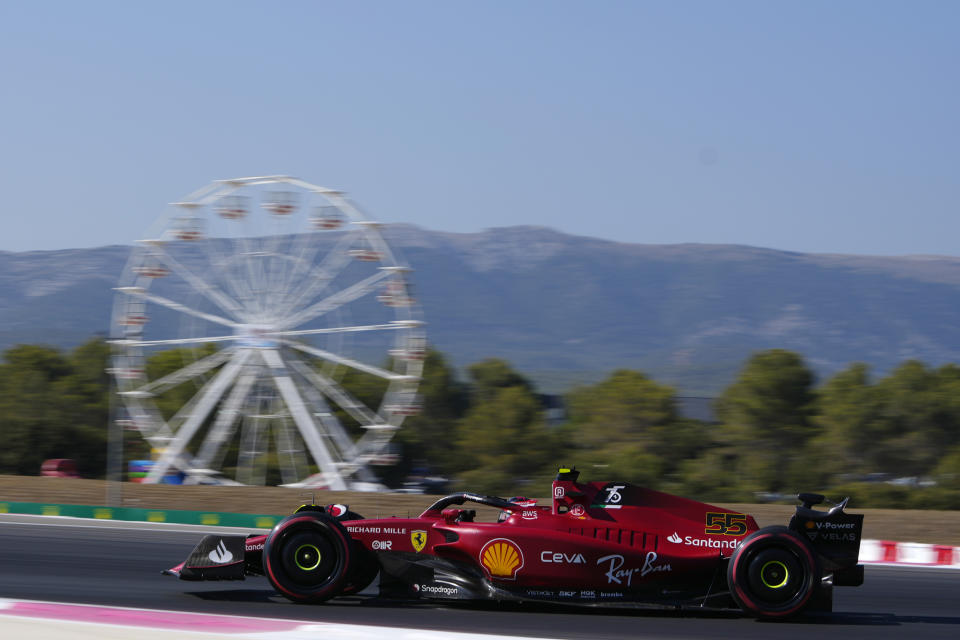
[2,339,959,510]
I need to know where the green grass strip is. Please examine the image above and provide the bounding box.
[0,501,281,529]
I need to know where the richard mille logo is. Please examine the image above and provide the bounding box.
[208,539,234,564]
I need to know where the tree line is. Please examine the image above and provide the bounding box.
[1,339,959,508]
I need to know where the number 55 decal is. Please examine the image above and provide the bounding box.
[704,512,748,536]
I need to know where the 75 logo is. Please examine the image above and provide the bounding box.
[704,512,748,536]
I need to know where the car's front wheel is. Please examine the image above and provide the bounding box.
[263,512,352,603]
[727,525,819,618]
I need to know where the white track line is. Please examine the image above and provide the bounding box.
[0,598,558,640]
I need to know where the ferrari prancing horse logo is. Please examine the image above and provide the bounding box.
[411,530,427,553]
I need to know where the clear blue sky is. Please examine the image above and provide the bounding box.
[1,1,956,255]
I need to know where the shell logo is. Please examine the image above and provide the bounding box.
[479,538,524,580]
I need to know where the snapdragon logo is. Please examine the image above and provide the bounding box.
[417,584,458,596]
[208,539,234,564]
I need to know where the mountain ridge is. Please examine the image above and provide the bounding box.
[2,226,959,394]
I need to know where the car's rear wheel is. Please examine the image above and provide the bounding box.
[727,525,819,618]
[263,512,352,603]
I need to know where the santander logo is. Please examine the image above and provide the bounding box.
[208,539,234,564]
[667,532,740,550]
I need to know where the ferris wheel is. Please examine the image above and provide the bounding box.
[109,176,425,490]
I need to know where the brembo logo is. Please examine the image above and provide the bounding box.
[208,539,234,564]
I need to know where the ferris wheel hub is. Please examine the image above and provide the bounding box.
[233,324,279,349]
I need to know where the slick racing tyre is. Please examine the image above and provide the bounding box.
[341,544,379,595]
[263,512,352,603]
[727,525,819,618]
[336,511,379,596]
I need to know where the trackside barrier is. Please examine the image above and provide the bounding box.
[0,501,280,529]
[859,539,960,568]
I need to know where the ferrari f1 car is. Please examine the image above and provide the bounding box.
[164,468,864,618]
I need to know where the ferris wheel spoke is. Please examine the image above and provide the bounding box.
[267,320,422,339]
[267,252,297,314]
[284,221,319,287]
[146,245,246,320]
[284,268,394,329]
[260,221,289,312]
[261,349,349,490]
[123,348,234,397]
[238,236,271,319]
[284,340,417,382]
[286,356,382,427]
[286,357,363,461]
[145,349,253,483]
[193,370,259,472]
[354,424,401,461]
[278,229,358,318]
[112,334,239,348]
[116,287,238,329]
[274,416,310,486]
[205,238,259,320]
[118,396,174,441]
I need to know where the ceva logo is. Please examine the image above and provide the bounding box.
[208,539,234,564]
[667,532,683,544]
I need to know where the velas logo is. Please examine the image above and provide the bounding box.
[411,530,428,553]
[208,539,233,564]
[480,538,524,580]
[667,532,682,544]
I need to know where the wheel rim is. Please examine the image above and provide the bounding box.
[745,547,805,605]
[294,544,322,571]
[280,529,338,586]
[760,560,789,589]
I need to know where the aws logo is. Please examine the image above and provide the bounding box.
[479,538,524,580]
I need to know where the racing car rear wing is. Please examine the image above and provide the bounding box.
[789,492,864,585]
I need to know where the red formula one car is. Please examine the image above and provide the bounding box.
[165,468,864,618]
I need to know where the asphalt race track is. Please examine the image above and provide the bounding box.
[1,515,959,639]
